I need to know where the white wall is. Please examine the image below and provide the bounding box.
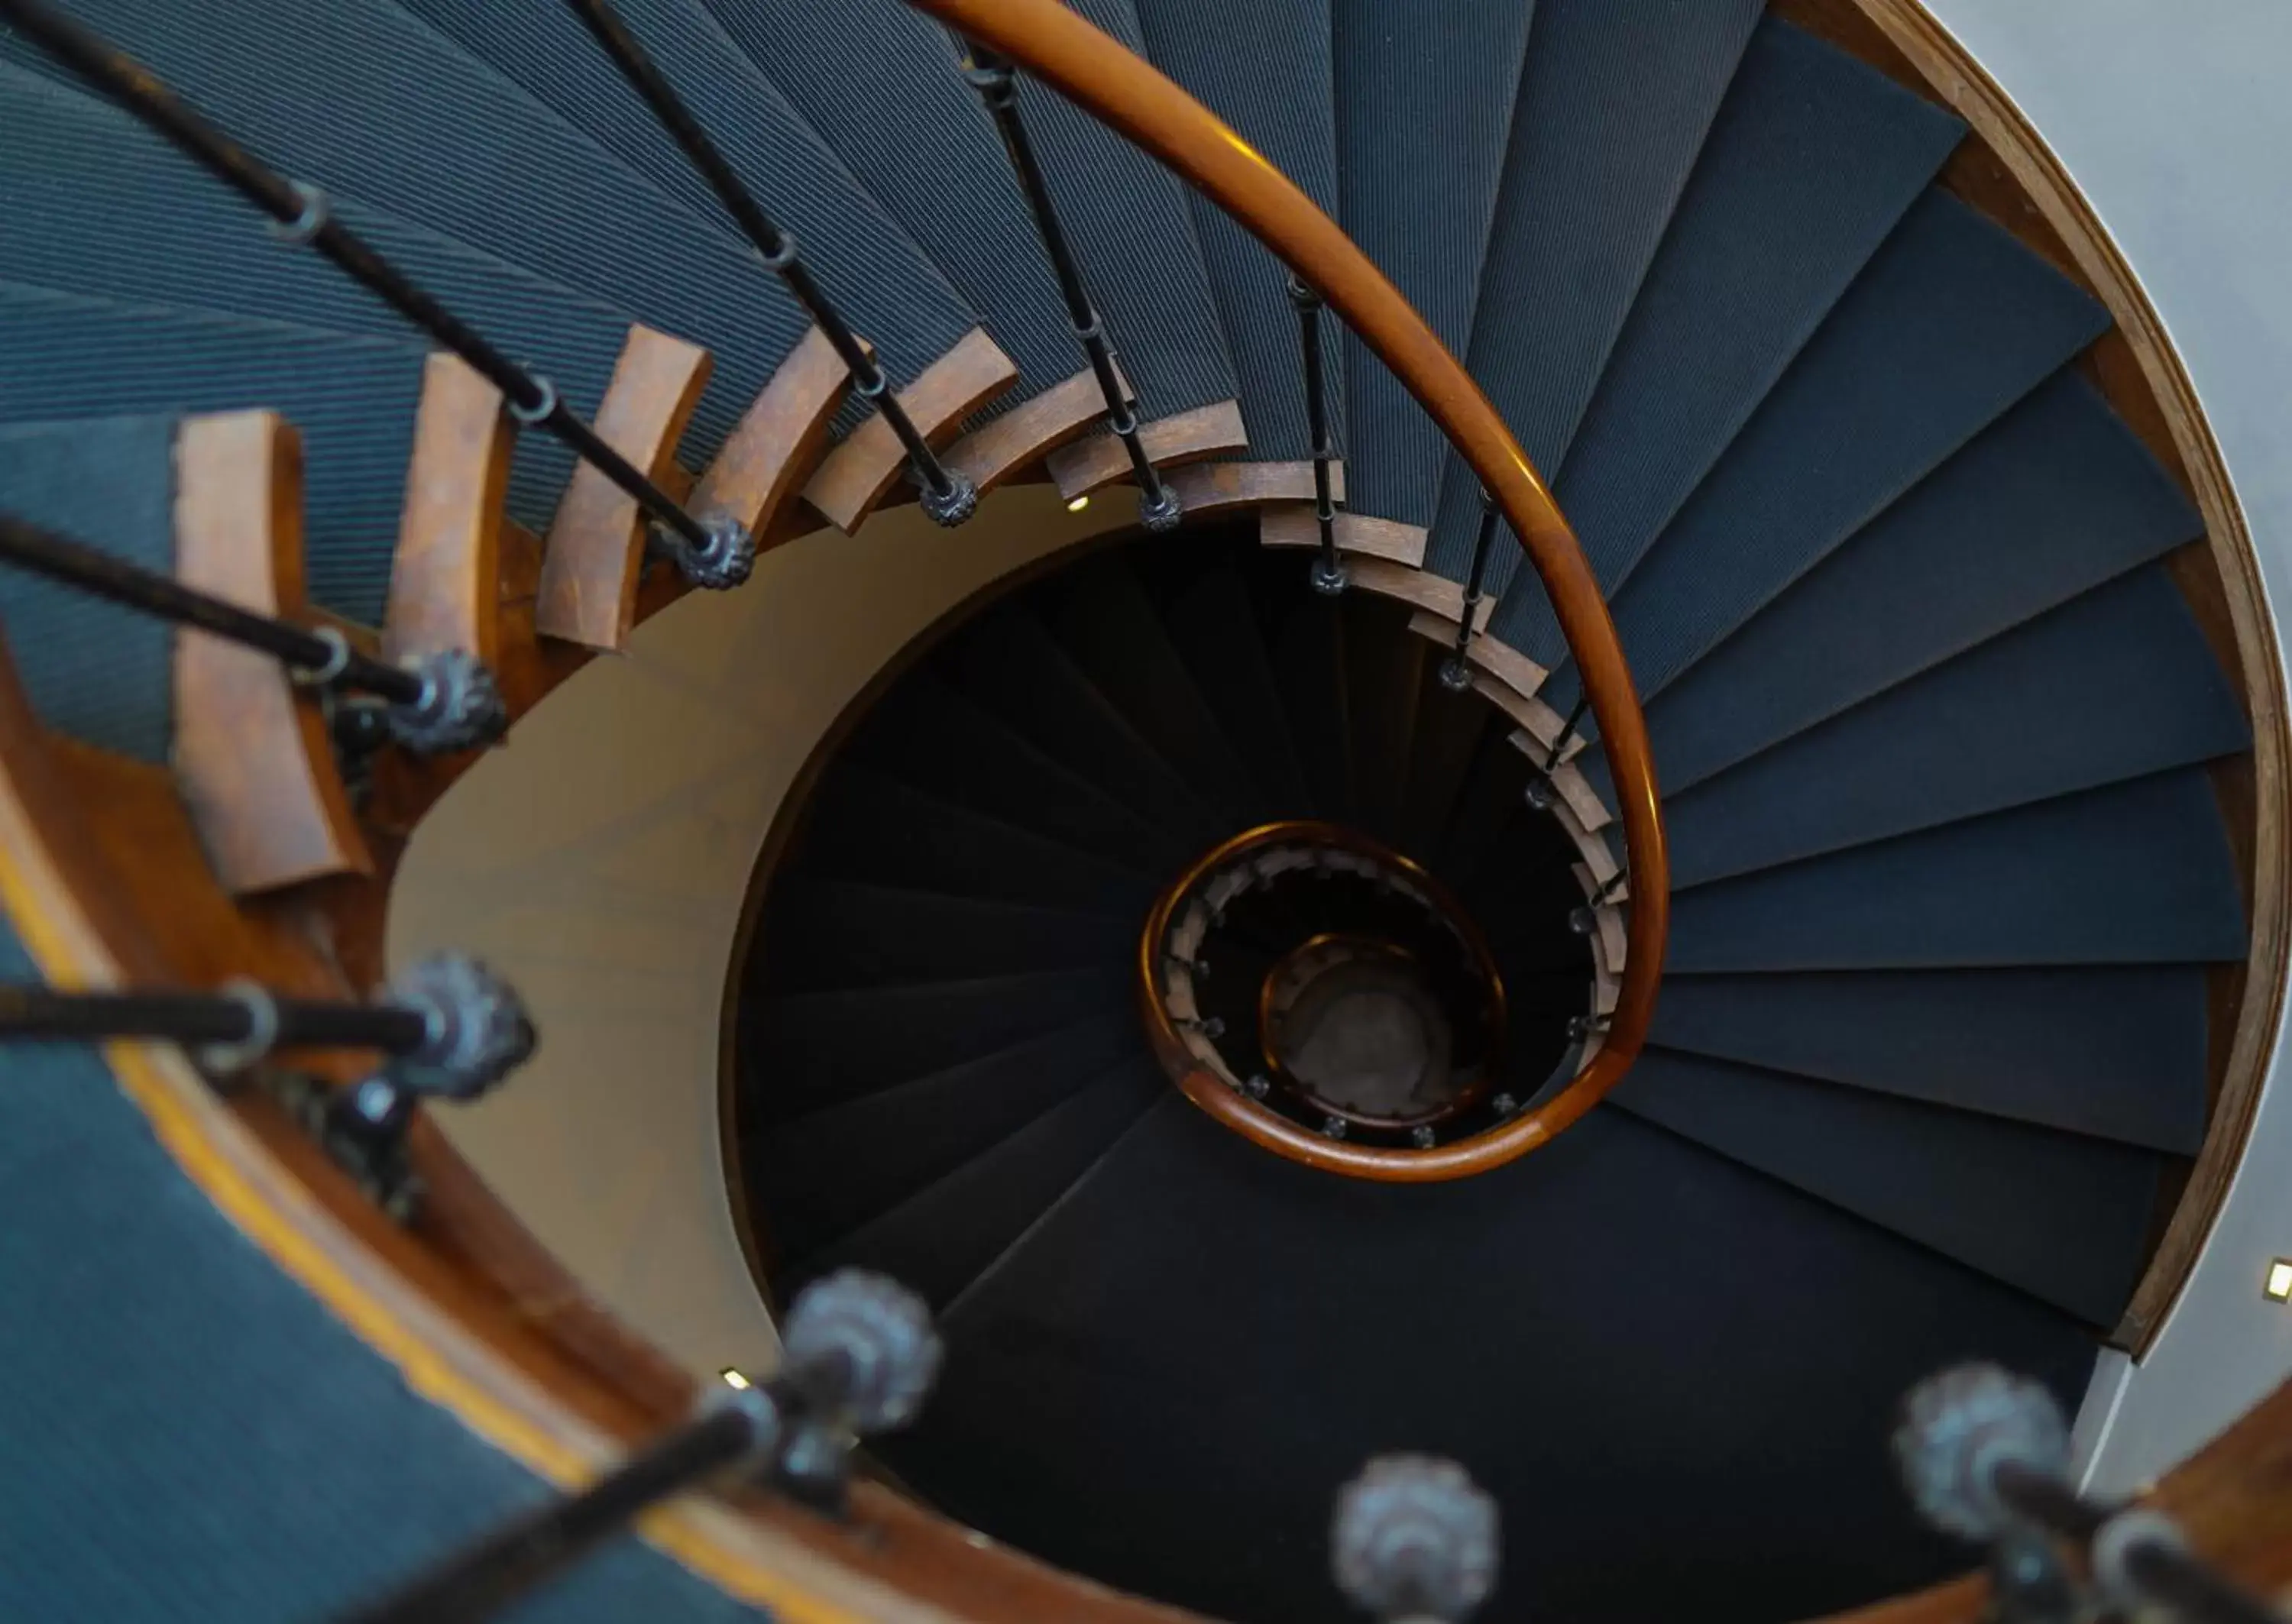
[1916,0,2292,1490]
[387,486,1128,1380]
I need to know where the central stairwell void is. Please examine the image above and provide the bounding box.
[0,0,2282,1617]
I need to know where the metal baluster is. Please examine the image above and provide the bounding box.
[1289,274,1345,595]
[1332,1455,1500,1623]
[1439,488,1501,689]
[0,0,753,590]
[338,1270,940,1624]
[1898,1365,2285,1624]
[0,514,503,754]
[1523,693,1591,810]
[960,40,1180,532]
[1568,870,1627,937]
[0,953,532,1096]
[558,0,974,527]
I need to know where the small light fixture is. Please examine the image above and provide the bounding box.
[719,1367,753,1390]
[1065,494,1090,513]
[2266,1259,2292,1303]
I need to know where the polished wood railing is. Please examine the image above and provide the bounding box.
[909,0,1668,1178]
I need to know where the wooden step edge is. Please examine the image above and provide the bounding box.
[938,366,1125,500]
[1258,503,1428,568]
[1161,458,1347,516]
[1514,726,1618,843]
[802,327,1017,534]
[1570,859,1630,979]
[1400,605,1562,726]
[384,353,512,673]
[1049,398,1249,500]
[536,325,714,654]
[172,410,374,895]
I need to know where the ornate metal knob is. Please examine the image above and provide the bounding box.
[782,1269,942,1435]
[390,953,537,1101]
[388,648,508,755]
[1332,1455,1499,1621]
[1895,1364,2070,1541]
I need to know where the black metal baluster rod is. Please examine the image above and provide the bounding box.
[1990,1464,2283,1624]
[1439,488,1500,689]
[557,0,974,528]
[0,954,533,1098]
[0,0,746,587]
[0,514,503,752]
[1523,693,1591,810]
[339,1397,777,1624]
[960,40,1180,532]
[1288,275,1344,596]
[336,1271,940,1624]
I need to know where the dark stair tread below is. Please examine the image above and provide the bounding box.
[1131,542,1319,818]
[1032,553,1267,825]
[1669,768,2247,972]
[1252,577,1356,824]
[392,0,977,393]
[779,1054,1166,1309]
[0,55,634,552]
[1651,966,2209,1152]
[1659,563,2249,888]
[1487,17,1961,637]
[885,1095,2096,1624]
[0,283,427,624]
[1425,0,1764,577]
[1342,595,1427,847]
[756,878,1135,992]
[1581,370,2204,805]
[752,1014,1144,1266]
[837,668,1186,880]
[1611,1047,2162,1325]
[1583,189,2110,695]
[1330,0,1536,527]
[792,764,1160,918]
[932,602,1232,856]
[688,0,1093,403]
[0,0,833,460]
[1132,0,1342,461]
[0,415,177,763]
[1397,674,1499,862]
[740,964,1134,1124]
[1429,734,1542,892]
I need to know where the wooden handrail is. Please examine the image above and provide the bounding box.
[908,0,1667,1175]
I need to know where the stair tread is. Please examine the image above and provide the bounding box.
[392,0,975,406]
[0,0,817,463]
[1662,564,2250,887]
[1595,371,2204,801]
[1611,1047,2161,1325]
[795,763,1161,917]
[0,283,426,623]
[1651,966,2209,1151]
[752,1014,1142,1265]
[1488,18,1960,645]
[756,876,1135,992]
[841,667,1187,878]
[0,415,177,763]
[1332,0,1536,526]
[785,1053,1165,1309]
[1341,593,1426,845]
[934,600,1231,854]
[1668,768,2247,971]
[1425,0,1763,577]
[740,963,1135,1122]
[1133,0,1341,460]
[885,1095,2095,1624]
[1251,565,1355,823]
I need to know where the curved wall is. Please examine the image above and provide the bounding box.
[387,486,1128,1380]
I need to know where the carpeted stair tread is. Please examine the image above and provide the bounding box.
[1331,0,1536,526]
[1425,0,1763,579]
[0,414,176,762]
[1649,966,2209,1152]
[1610,1047,2161,1325]
[1661,565,2249,887]
[755,877,1134,992]
[1252,576,1356,823]
[1668,768,2247,972]
[1342,595,1426,845]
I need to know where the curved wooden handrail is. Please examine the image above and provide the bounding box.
[909,0,1666,1175]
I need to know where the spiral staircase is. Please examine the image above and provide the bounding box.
[0,0,2288,1621]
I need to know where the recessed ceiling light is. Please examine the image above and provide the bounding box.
[2266,1259,2292,1303]
[719,1367,753,1390]
[1066,494,1091,513]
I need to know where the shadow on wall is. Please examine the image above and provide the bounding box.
[387,484,1135,1380]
